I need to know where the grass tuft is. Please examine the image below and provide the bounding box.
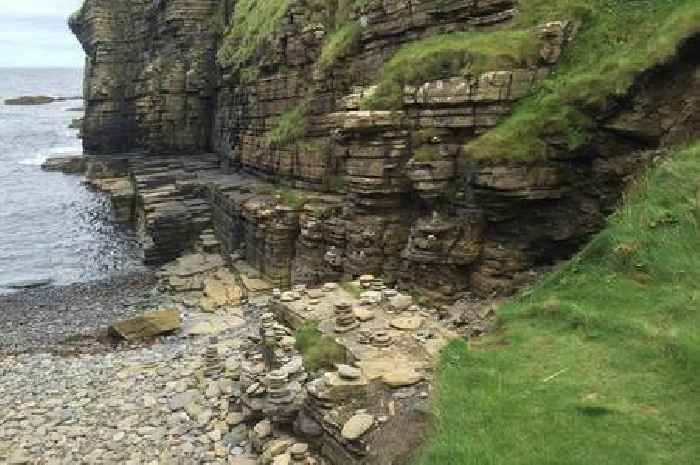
[418,142,700,465]
[412,146,443,162]
[217,0,293,68]
[361,0,700,161]
[275,188,309,209]
[317,21,363,74]
[265,99,311,146]
[295,322,347,372]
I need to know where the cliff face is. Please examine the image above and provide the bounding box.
[70,0,220,154]
[70,0,700,300]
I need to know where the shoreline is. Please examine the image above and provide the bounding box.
[0,271,159,356]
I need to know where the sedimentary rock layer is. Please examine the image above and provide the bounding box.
[71,0,700,300]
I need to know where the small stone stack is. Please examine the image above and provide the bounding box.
[358,329,372,344]
[334,301,358,333]
[372,330,393,348]
[272,288,282,301]
[203,336,223,378]
[240,355,265,391]
[290,443,309,464]
[277,336,296,364]
[371,278,385,292]
[322,282,338,292]
[305,377,335,410]
[260,312,277,346]
[266,370,293,405]
[359,275,374,289]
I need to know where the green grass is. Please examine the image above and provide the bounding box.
[361,0,700,161]
[265,99,311,146]
[464,0,700,162]
[217,0,293,68]
[412,146,443,162]
[362,30,540,109]
[418,142,700,465]
[317,21,363,74]
[340,281,363,298]
[295,322,348,371]
[275,188,309,209]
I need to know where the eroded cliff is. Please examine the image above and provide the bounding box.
[70,0,700,300]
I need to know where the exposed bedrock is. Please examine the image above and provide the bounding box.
[70,0,700,303]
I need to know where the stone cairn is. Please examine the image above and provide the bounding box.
[359,275,374,289]
[203,336,223,378]
[260,313,277,344]
[240,351,265,392]
[371,278,385,292]
[290,442,310,464]
[359,329,372,345]
[266,369,293,405]
[334,301,359,333]
[277,335,296,365]
[371,329,393,348]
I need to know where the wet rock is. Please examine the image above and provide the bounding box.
[41,156,85,174]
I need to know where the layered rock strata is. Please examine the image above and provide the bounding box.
[70,0,220,154]
[70,1,700,299]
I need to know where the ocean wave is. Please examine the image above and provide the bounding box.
[18,146,82,166]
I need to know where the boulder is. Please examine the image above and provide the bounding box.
[109,309,181,341]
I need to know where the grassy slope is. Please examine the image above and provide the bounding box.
[362,29,541,109]
[419,142,700,465]
[465,0,700,162]
[363,0,700,162]
[217,0,293,68]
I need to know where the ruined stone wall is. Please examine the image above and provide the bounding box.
[70,0,220,154]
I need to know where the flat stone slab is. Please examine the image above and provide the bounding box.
[390,316,424,331]
[382,369,424,388]
[109,309,181,341]
[182,315,245,336]
[342,413,374,440]
[353,307,375,322]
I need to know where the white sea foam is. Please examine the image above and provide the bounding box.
[19,146,81,166]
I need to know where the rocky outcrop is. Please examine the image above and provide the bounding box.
[70,0,220,154]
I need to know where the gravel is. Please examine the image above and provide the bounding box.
[0,272,160,355]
